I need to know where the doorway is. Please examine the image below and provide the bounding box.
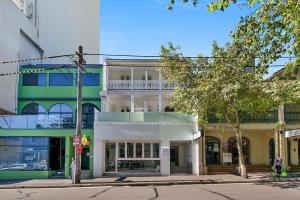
[170,142,191,174]
[49,137,65,171]
[269,138,275,164]
[81,147,90,170]
[206,137,220,164]
[227,137,250,164]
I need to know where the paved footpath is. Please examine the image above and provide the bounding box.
[0,173,300,189]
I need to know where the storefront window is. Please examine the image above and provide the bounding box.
[136,143,142,158]
[105,142,160,173]
[105,143,116,172]
[144,143,151,158]
[118,143,125,158]
[153,143,160,158]
[127,142,134,158]
[0,137,49,171]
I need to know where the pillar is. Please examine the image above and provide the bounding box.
[131,67,134,91]
[93,140,104,177]
[145,70,148,89]
[192,140,199,175]
[158,94,162,112]
[130,94,135,112]
[278,104,287,168]
[65,136,72,178]
[160,140,170,175]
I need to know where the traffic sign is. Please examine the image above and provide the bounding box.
[77,145,83,154]
[73,136,81,145]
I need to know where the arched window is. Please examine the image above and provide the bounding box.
[269,138,275,164]
[82,103,99,128]
[22,103,46,115]
[206,136,220,164]
[164,106,175,112]
[228,137,250,164]
[49,104,73,128]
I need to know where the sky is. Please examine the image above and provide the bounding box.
[100,0,282,75]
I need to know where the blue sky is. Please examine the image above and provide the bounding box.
[100,0,282,75]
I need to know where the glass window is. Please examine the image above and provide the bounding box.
[117,160,160,173]
[22,103,46,115]
[22,73,46,86]
[83,73,100,86]
[49,104,73,128]
[0,137,49,171]
[136,143,142,158]
[127,142,134,158]
[82,103,98,129]
[49,73,73,86]
[144,143,151,158]
[153,143,160,158]
[118,143,125,158]
[105,143,116,172]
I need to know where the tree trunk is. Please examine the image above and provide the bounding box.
[235,127,247,178]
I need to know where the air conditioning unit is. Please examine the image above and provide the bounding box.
[23,0,33,18]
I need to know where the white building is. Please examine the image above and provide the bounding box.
[93,59,200,176]
[0,0,100,113]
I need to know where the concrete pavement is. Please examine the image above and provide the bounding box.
[0,173,300,189]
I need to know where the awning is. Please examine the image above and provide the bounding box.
[285,129,300,138]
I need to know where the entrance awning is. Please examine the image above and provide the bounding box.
[285,129,300,138]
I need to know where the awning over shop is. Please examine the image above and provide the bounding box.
[285,129,300,138]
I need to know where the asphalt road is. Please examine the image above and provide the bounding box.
[1,182,300,200]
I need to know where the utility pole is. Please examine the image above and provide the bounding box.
[72,46,84,184]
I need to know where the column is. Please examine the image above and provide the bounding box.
[130,94,135,112]
[278,104,287,168]
[192,140,200,175]
[158,94,162,112]
[145,70,148,89]
[144,101,148,112]
[93,140,104,177]
[64,136,72,178]
[159,68,162,90]
[274,128,279,159]
[131,67,134,91]
[160,140,170,176]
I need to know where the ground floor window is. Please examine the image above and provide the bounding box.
[105,141,160,173]
[0,137,49,171]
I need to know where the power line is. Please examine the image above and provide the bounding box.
[100,64,298,68]
[0,64,72,76]
[84,53,297,59]
[0,54,74,65]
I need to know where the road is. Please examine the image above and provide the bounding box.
[1,182,300,200]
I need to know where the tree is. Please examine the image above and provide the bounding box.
[160,41,300,178]
[167,0,300,72]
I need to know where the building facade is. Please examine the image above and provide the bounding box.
[0,64,102,180]
[0,0,100,113]
[93,59,200,176]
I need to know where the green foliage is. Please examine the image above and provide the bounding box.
[160,41,300,126]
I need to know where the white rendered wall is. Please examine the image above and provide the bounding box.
[93,119,199,176]
[0,0,100,113]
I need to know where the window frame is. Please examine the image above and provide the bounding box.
[22,73,47,86]
[49,73,74,86]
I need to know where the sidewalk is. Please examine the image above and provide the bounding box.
[1,173,300,189]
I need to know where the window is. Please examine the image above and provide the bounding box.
[144,143,151,158]
[48,104,73,128]
[82,103,99,128]
[136,143,142,158]
[142,75,152,80]
[118,143,125,158]
[49,73,73,86]
[22,103,46,115]
[153,143,160,158]
[0,137,49,171]
[120,75,130,80]
[127,142,134,158]
[22,73,46,86]
[83,73,100,86]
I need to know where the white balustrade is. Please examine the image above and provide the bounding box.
[108,80,175,90]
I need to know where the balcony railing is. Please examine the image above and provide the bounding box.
[208,111,278,123]
[0,115,73,129]
[97,112,196,123]
[285,112,300,123]
[108,80,175,90]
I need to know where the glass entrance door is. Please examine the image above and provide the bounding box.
[206,137,220,164]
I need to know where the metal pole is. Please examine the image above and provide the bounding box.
[72,46,83,184]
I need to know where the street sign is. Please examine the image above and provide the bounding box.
[73,136,81,145]
[81,134,90,146]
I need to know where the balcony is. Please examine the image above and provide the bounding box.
[0,115,73,129]
[97,112,196,124]
[108,80,175,90]
[285,112,300,123]
[208,111,278,123]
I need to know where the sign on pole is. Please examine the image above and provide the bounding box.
[73,135,81,145]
